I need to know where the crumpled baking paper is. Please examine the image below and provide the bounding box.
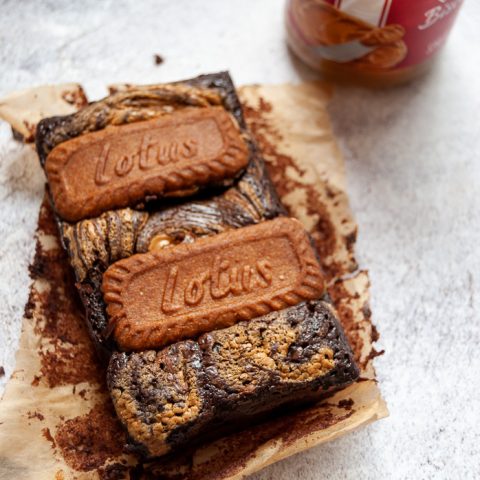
[0,81,388,480]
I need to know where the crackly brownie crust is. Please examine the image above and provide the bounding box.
[107,300,359,457]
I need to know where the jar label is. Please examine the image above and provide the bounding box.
[288,0,463,69]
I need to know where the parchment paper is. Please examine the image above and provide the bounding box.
[0,82,388,480]
[0,84,87,142]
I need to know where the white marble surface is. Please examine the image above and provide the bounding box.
[0,1,479,478]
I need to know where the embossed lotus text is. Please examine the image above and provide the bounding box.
[102,218,326,351]
[94,138,199,186]
[161,257,273,314]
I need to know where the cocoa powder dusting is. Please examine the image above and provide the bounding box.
[328,276,385,369]
[38,201,60,237]
[25,197,125,473]
[242,100,338,278]
[27,198,104,388]
[327,278,364,365]
[54,401,126,472]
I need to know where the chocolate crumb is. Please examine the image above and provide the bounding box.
[27,411,45,421]
[345,230,357,251]
[61,88,88,109]
[98,462,130,480]
[11,128,25,143]
[22,120,36,142]
[24,295,35,320]
[42,427,56,449]
[365,348,385,363]
[153,54,164,66]
[362,303,372,320]
[0,366,4,377]
[370,323,380,343]
[108,84,133,95]
[338,398,354,410]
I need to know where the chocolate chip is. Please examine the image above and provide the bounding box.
[153,54,164,65]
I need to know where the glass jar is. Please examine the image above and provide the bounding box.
[286,0,464,87]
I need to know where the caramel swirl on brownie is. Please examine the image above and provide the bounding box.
[45,106,249,222]
[102,217,325,351]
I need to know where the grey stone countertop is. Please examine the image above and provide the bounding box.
[0,1,479,478]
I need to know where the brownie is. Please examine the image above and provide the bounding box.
[35,72,360,459]
[108,300,359,457]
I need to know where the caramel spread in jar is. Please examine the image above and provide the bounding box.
[286,0,463,87]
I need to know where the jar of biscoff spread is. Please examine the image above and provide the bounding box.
[286,0,464,86]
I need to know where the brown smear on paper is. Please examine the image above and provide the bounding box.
[26,220,104,389]
[0,82,388,479]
